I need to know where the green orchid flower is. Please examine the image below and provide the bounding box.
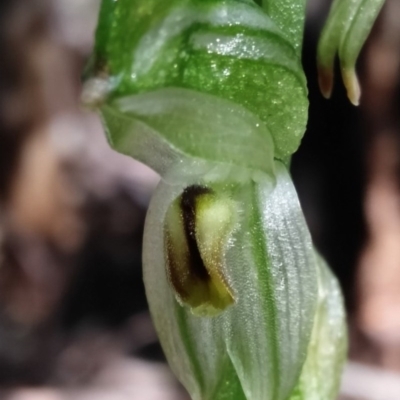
[81,0,386,398]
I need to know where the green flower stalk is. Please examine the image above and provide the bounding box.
[79,0,373,398]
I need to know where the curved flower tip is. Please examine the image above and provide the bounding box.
[342,68,361,106]
[317,0,385,105]
[317,64,333,100]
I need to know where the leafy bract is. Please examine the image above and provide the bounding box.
[86,0,308,160]
[101,88,275,179]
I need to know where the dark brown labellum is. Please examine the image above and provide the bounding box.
[164,185,235,316]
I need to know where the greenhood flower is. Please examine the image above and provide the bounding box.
[84,0,350,399]
[143,162,329,400]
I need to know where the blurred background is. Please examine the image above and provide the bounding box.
[0,0,399,399]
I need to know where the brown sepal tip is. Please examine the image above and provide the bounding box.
[317,64,334,100]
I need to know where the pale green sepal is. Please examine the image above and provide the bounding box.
[239,161,318,400]
[289,252,347,400]
[100,88,275,179]
[338,0,385,104]
[338,0,385,67]
[317,0,385,105]
[143,161,318,400]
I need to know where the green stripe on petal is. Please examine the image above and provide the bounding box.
[289,253,347,400]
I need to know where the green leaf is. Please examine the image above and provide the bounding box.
[86,0,308,160]
[100,88,275,179]
[143,162,319,400]
[317,0,385,105]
